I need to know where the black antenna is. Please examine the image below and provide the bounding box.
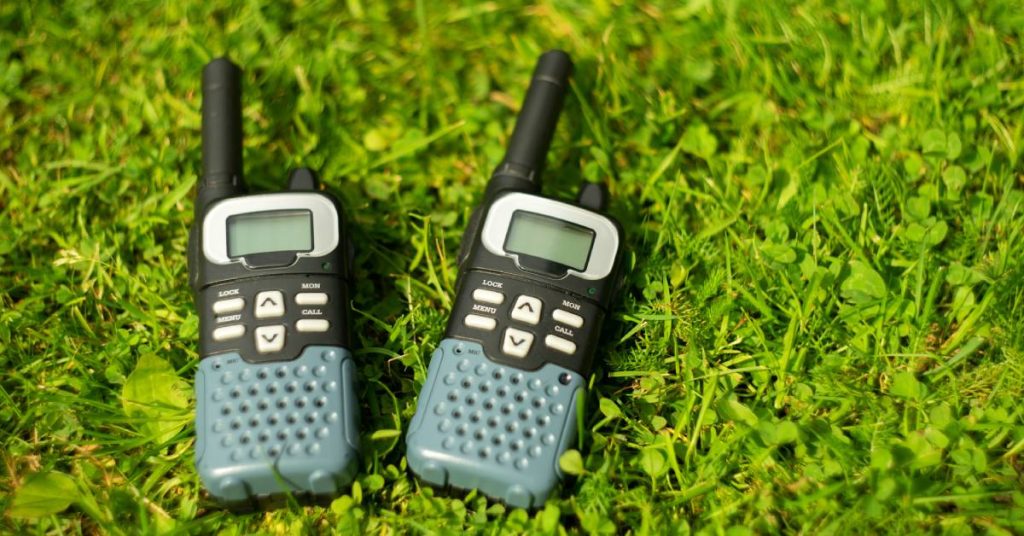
[485,50,573,200]
[197,57,246,213]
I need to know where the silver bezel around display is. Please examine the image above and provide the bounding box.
[480,192,619,280]
[202,192,339,266]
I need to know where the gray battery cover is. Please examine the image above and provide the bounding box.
[195,346,358,507]
[407,339,583,508]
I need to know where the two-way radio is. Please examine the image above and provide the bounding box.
[188,58,359,509]
[406,50,624,508]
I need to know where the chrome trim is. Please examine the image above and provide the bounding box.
[480,192,618,280]
[202,193,339,266]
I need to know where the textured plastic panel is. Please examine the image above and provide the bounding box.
[406,339,583,509]
[195,346,359,508]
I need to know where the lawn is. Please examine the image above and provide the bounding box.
[2,0,1024,533]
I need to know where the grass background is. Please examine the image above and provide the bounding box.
[2,0,1024,533]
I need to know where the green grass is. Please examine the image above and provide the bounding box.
[3,0,1024,533]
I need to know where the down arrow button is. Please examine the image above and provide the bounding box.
[502,327,534,358]
[255,325,286,354]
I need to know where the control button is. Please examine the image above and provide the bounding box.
[510,295,542,325]
[544,335,576,355]
[502,328,534,358]
[552,309,584,328]
[212,324,245,341]
[296,319,330,332]
[472,289,505,305]
[464,314,497,331]
[212,298,245,315]
[295,292,329,306]
[255,325,286,354]
[255,291,285,319]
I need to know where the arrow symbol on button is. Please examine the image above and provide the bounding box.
[261,333,279,342]
[516,302,534,312]
[260,297,277,307]
[509,336,525,346]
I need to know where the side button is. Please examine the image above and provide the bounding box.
[464,314,497,331]
[544,335,576,355]
[212,325,245,341]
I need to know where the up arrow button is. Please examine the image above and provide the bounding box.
[510,295,542,325]
[255,290,285,318]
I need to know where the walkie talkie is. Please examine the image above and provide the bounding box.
[406,50,623,508]
[189,58,358,509]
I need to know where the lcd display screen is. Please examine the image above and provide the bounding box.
[227,210,313,257]
[503,211,595,270]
